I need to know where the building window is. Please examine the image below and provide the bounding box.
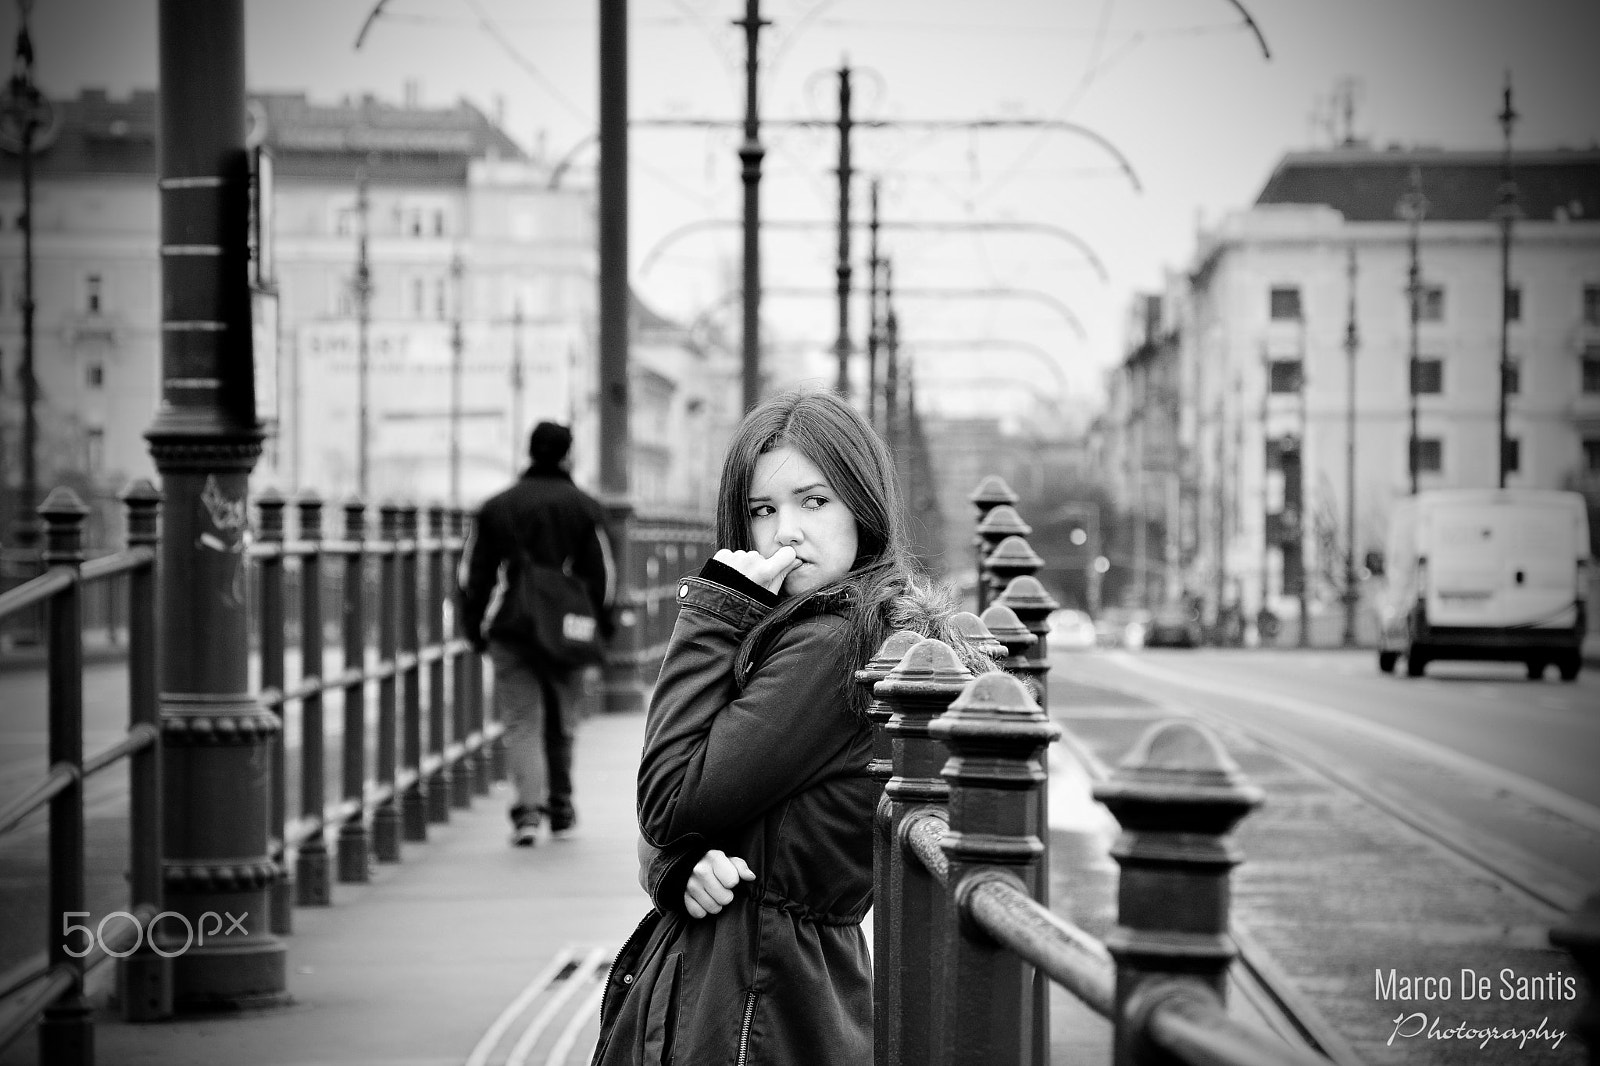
[1503,437,1520,474]
[1585,439,1600,473]
[86,427,105,474]
[1505,286,1522,322]
[410,209,424,237]
[411,277,425,318]
[433,210,446,237]
[1268,358,1302,394]
[1411,357,1444,395]
[1584,285,1600,326]
[87,362,104,388]
[1269,286,1302,321]
[1583,350,1600,394]
[1503,357,1520,396]
[1410,437,1442,475]
[434,278,448,320]
[85,274,103,314]
[1420,285,1445,322]
[335,205,357,237]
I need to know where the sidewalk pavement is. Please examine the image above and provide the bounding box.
[76,710,652,1066]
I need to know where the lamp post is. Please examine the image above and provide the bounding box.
[448,251,463,506]
[1396,166,1428,495]
[353,167,372,497]
[1494,75,1519,489]
[1342,247,1360,648]
[0,16,50,563]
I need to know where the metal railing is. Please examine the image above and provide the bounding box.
[0,483,164,1062]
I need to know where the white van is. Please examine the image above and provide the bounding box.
[1375,488,1590,680]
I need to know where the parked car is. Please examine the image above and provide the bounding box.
[1145,603,1202,648]
[1048,608,1096,650]
[1095,608,1151,648]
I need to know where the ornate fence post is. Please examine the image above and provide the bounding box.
[338,497,370,883]
[948,611,1005,662]
[373,503,402,862]
[425,503,450,824]
[255,488,291,933]
[968,477,1019,614]
[875,638,973,1066]
[932,671,1060,1066]
[448,506,489,796]
[1551,892,1600,1065]
[119,480,171,1021]
[1093,720,1263,1066]
[398,502,427,841]
[296,491,331,905]
[979,604,1038,691]
[977,510,1032,615]
[994,577,1056,713]
[37,489,90,1064]
[858,629,923,1063]
[445,507,474,809]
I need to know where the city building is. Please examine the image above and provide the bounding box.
[0,88,733,553]
[1167,146,1600,640]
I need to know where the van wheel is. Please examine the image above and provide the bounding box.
[1378,651,1398,674]
[1558,656,1581,682]
[1526,660,1547,681]
[1405,652,1427,678]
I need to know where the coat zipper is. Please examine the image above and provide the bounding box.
[598,910,661,1023]
[735,989,758,1066]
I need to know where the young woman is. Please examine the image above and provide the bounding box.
[591,389,990,1066]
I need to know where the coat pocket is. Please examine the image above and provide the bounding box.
[642,951,682,1066]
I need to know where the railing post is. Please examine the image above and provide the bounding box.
[978,604,1038,685]
[255,488,292,933]
[425,503,450,823]
[398,502,428,841]
[338,497,370,883]
[373,502,403,862]
[450,506,489,798]
[874,638,973,1066]
[857,629,923,1065]
[1093,720,1264,1066]
[977,510,1032,615]
[1551,891,1600,1065]
[296,492,331,905]
[994,576,1057,716]
[119,479,172,1021]
[932,671,1060,1066]
[37,488,91,1066]
[600,498,644,712]
[968,476,1019,614]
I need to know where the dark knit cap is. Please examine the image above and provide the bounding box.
[528,421,573,463]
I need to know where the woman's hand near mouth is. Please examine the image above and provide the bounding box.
[713,545,802,594]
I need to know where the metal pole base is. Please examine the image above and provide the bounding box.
[337,819,371,877]
[267,874,293,936]
[38,997,92,1066]
[402,785,428,841]
[601,677,647,714]
[472,750,492,796]
[489,738,509,783]
[295,844,331,906]
[337,824,370,883]
[373,803,403,862]
[171,940,290,1013]
[426,775,451,823]
[450,761,474,808]
[119,950,174,1022]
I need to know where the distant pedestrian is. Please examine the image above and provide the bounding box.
[591,389,991,1066]
[459,421,615,846]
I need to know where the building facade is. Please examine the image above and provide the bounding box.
[0,89,731,552]
[1170,147,1600,639]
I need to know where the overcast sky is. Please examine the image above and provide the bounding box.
[8,0,1600,421]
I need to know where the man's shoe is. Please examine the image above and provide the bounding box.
[509,805,540,847]
[549,812,577,840]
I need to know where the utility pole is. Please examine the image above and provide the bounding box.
[735,0,768,412]
[448,252,463,506]
[1495,75,1519,489]
[883,260,899,455]
[833,61,853,399]
[354,168,372,498]
[1295,320,1309,649]
[866,179,882,429]
[1397,166,1428,496]
[1342,246,1360,648]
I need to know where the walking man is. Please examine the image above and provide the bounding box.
[459,422,616,845]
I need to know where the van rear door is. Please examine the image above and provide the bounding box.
[1427,500,1578,630]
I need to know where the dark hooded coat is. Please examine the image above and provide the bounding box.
[591,563,885,1066]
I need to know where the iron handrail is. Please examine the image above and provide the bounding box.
[1145,983,1332,1066]
[77,547,154,584]
[0,567,75,619]
[0,764,76,837]
[81,722,159,779]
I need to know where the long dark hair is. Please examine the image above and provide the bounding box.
[715,388,989,714]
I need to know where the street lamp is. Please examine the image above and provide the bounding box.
[0,16,53,556]
[1494,75,1520,489]
[1342,247,1360,648]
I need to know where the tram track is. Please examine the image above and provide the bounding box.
[1049,654,1597,1066]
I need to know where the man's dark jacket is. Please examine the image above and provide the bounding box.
[458,466,616,656]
